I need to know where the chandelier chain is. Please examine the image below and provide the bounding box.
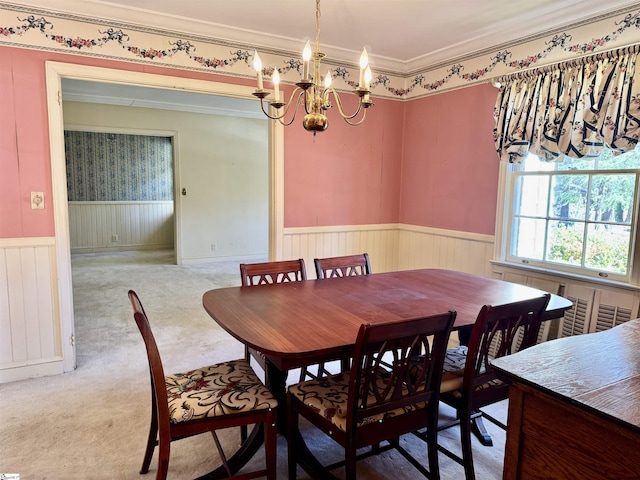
[315,0,321,55]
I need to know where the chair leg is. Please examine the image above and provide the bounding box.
[345,442,357,480]
[287,399,300,479]
[426,404,441,480]
[264,408,278,480]
[155,436,171,480]
[141,396,159,474]
[459,406,476,480]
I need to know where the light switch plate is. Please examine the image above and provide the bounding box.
[31,192,45,209]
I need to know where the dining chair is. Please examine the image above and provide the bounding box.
[306,253,373,381]
[239,258,307,388]
[314,253,372,279]
[415,294,550,480]
[287,310,457,480]
[240,258,307,286]
[128,290,278,480]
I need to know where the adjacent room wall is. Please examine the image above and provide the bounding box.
[65,131,175,253]
[63,100,269,262]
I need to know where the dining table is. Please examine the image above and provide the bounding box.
[198,268,572,479]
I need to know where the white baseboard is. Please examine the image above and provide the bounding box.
[0,358,65,383]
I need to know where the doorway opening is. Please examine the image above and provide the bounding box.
[46,62,284,372]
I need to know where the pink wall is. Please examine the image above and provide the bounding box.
[284,90,404,227]
[0,47,55,237]
[0,45,499,239]
[399,84,499,235]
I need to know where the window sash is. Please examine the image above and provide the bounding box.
[505,168,640,282]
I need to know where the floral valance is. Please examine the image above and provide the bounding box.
[493,44,640,163]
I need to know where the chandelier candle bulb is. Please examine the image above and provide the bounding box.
[303,41,312,79]
[324,70,332,88]
[364,66,372,90]
[273,69,280,101]
[253,51,263,90]
[359,48,368,87]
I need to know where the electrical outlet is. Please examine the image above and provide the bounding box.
[31,192,45,209]
[112,234,119,242]
[211,243,217,251]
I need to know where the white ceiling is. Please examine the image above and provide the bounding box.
[16,0,640,72]
[61,78,262,118]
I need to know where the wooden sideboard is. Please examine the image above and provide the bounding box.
[492,319,640,480]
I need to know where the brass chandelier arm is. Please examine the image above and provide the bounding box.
[257,87,306,123]
[342,108,368,126]
[326,87,364,121]
[276,92,305,126]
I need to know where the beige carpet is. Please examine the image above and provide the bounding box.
[0,250,507,479]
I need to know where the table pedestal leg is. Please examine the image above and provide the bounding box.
[266,359,288,434]
[195,424,264,480]
[266,360,332,476]
[471,414,493,446]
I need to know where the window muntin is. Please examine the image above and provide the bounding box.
[506,150,640,281]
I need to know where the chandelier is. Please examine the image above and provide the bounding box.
[252,0,373,134]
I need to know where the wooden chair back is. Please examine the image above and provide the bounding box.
[314,253,371,279]
[464,294,551,406]
[129,290,171,434]
[240,259,307,286]
[347,311,456,434]
[287,310,456,479]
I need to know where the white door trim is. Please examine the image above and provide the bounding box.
[45,61,284,372]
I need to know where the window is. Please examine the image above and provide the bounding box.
[502,150,640,283]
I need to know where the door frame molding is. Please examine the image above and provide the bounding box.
[45,61,284,372]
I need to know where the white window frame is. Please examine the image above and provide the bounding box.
[493,159,640,287]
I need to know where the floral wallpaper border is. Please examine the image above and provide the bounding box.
[2,2,640,100]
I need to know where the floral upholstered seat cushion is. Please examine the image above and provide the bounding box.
[165,358,277,424]
[288,370,427,433]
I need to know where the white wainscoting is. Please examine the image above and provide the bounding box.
[0,237,63,383]
[68,201,174,252]
[283,224,400,277]
[397,225,495,277]
[282,224,494,278]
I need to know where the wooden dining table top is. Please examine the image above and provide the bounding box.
[202,268,572,371]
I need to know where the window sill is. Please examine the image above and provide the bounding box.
[490,260,640,292]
